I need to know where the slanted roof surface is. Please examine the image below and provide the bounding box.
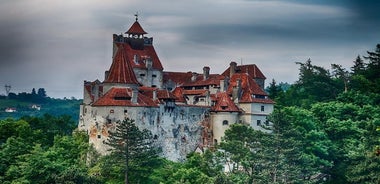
[93,87,158,107]
[125,21,147,35]
[211,92,240,112]
[104,45,140,84]
[222,64,266,79]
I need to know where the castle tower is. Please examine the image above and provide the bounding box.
[124,14,148,50]
[210,92,241,144]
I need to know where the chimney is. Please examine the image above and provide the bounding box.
[230,61,237,78]
[232,78,242,103]
[191,72,197,82]
[153,89,157,101]
[203,66,210,80]
[220,77,228,92]
[220,80,225,92]
[131,88,138,104]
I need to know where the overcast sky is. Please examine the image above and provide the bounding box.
[0,0,379,98]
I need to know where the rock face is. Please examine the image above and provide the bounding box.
[79,16,274,161]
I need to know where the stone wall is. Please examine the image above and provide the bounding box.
[79,103,209,161]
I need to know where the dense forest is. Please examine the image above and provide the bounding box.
[0,44,379,184]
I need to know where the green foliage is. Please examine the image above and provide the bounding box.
[277,59,341,107]
[266,79,284,100]
[0,97,81,121]
[103,118,161,184]
[150,152,222,184]
[0,117,98,184]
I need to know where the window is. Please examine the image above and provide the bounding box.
[261,105,265,112]
[97,135,101,139]
[140,73,145,77]
[223,120,229,125]
[110,109,114,113]
[257,120,261,126]
[152,74,157,78]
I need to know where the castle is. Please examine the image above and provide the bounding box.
[78,16,274,161]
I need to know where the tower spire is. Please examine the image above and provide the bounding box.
[134,12,139,21]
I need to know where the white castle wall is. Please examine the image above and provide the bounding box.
[79,103,209,161]
[134,68,163,88]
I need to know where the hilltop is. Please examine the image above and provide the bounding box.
[0,88,81,121]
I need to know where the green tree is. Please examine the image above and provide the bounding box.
[331,64,350,92]
[269,108,333,183]
[279,59,339,107]
[37,88,47,97]
[104,118,160,184]
[267,79,283,100]
[363,44,380,81]
[150,151,223,184]
[351,55,365,75]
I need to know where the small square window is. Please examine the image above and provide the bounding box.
[223,120,229,125]
[97,135,101,139]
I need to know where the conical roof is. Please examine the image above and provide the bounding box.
[125,20,147,35]
[104,44,139,84]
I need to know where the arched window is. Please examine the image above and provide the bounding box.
[222,120,229,125]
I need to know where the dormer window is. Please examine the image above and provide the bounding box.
[133,54,139,64]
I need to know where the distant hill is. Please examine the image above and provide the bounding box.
[0,94,81,121]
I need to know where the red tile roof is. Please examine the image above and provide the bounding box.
[104,44,140,84]
[163,71,225,87]
[222,64,266,79]
[172,87,186,103]
[182,74,225,87]
[139,87,176,100]
[125,21,147,35]
[93,87,158,107]
[157,90,176,99]
[123,43,163,70]
[163,72,193,85]
[211,92,240,112]
[228,73,274,104]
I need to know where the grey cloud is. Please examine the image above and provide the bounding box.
[0,0,379,98]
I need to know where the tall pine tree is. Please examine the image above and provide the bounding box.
[105,118,159,184]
